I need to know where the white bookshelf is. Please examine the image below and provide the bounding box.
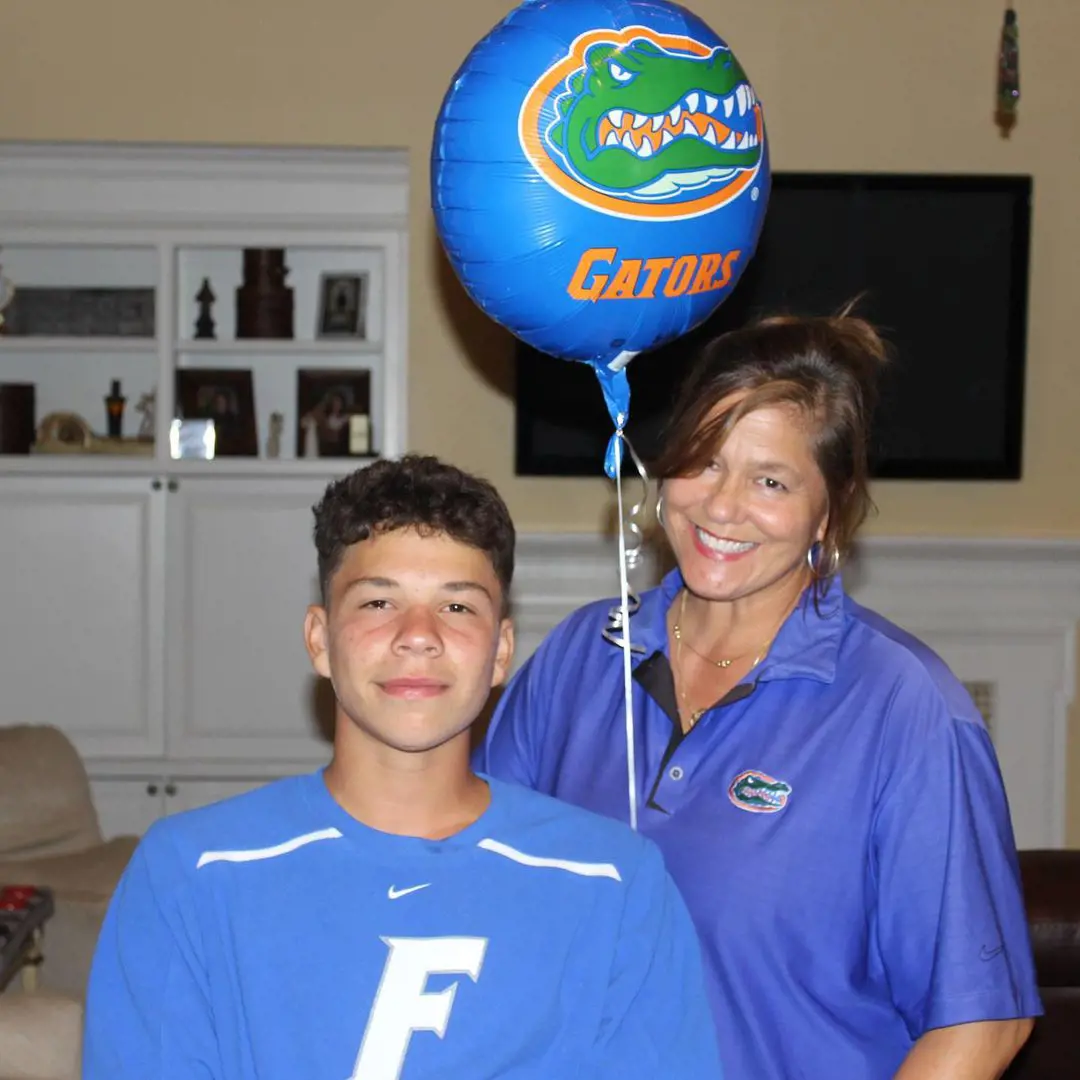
[0,143,409,472]
[0,142,411,840]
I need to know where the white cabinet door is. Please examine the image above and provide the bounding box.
[164,477,337,764]
[162,776,283,818]
[0,477,165,758]
[90,774,298,840]
[89,778,167,841]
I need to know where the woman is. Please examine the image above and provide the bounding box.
[477,312,1040,1079]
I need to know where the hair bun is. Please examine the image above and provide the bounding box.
[828,297,891,400]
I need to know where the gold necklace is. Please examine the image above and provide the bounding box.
[672,590,775,731]
[672,589,771,669]
[674,631,716,731]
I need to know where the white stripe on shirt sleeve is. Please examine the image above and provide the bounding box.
[477,837,622,881]
[196,827,343,869]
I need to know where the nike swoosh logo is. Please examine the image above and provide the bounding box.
[980,944,1005,961]
[388,883,431,900]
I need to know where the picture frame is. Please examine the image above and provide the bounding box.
[2,286,155,337]
[175,368,258,457]
[296,368,372,458]
[316,272,368,339]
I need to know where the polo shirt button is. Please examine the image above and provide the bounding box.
[669,766,684,781]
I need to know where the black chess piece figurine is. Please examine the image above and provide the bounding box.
[195,278,217,340]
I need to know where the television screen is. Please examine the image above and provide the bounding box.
[515,172,1032,480]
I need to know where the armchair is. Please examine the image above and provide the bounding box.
[0,724,137,997]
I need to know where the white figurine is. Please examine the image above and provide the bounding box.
[0,261,15,331]
[135,390,156,440]
[267,411,284,459]
[301,413,320,459]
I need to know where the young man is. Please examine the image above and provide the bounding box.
[83,455,722,1080]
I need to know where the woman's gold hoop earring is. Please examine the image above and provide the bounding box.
[655,494,665,528]
[807,542,841,578]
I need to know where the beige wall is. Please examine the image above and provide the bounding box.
[3,0,1079,837]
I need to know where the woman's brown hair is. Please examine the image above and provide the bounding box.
[652,304,890,579]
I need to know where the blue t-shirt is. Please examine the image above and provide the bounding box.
[478,570,1042,1080]
[83,771,722,1079]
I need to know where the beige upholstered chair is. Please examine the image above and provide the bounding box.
[0,725,137,1080]
[0,992,83,1080]
[0,724,138,1079]
[0,724,137,997]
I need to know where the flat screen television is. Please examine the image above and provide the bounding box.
[514,172,1032,480]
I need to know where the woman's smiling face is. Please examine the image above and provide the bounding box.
[661,398,830,604]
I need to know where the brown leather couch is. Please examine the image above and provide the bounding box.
[1005,850,1080,1079]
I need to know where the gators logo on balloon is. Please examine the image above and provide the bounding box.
[519,26,764,221]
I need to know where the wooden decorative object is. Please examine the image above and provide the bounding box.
[236,249,293,339]
[32,411,154,456]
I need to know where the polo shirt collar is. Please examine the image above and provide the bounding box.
[616,566,844,685]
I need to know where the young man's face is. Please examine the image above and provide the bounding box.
[304,527,514,756]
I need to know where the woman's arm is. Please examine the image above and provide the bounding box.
[869,680,1041,1074]
[893,1018,1033,1080]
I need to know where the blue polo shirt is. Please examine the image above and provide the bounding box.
[478,570,1042,1080]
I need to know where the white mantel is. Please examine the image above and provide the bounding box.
[511,533,1080,849]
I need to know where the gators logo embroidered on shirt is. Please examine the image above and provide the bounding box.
[518,26,764,220]
[728,770,792,813]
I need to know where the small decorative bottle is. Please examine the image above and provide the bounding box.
[105,379,126,438]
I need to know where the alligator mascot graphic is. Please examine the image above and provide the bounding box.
[519,26,765,221]
[728,770,792,813]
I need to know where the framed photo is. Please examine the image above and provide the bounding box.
[2,287,155,337]
[175,368,258,457]
[316,272,368,339]
[296,368,372,458]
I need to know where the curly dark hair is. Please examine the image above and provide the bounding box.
[312,454,515,612]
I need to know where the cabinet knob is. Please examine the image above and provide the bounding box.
[167,479,179,493]
[151,479,162,491]
[165,783,177,797]
[146,783,158,795]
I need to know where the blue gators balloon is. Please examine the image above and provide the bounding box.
[432,0,770,474]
